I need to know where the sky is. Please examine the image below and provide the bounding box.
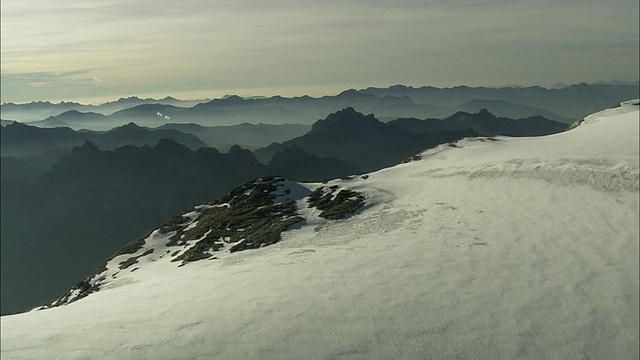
[1,0,638,104]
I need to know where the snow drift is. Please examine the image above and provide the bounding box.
[1,101,638,360]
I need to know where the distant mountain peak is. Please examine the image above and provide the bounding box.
[376,94,418,106]
[77,140,100,153]
[337,88,357,95]
[227,144,246,153]
[117,96,143,102]
[388,84,413,92]
[476,108,496,118]
[106,122,146,135]
[221,95,244,103]
[330,107,371,119]
[336,89,375,99]
[5,121,28,128]
[154,138,190,152]
[121,122,141,128]
[310,107,381,134]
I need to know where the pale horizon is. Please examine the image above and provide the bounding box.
[2,0,638,104]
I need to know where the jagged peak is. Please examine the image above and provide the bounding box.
[311,107,383,132]
[476,108,498,118]
[310,107,381,133]
[227,144,249,154]
[73,140,100,154]
[116,96,143,102]
[445,108,497,120]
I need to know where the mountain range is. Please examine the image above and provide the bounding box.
[1,140,264,315]
[1,100,637,359]
[255,108,568,173]
[0,120,308,157]
[2,83,638,130]
[0,96,207,123]
[0,121,207,157]
[0,107,568,315]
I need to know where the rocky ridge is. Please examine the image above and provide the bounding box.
[46,176,366,308]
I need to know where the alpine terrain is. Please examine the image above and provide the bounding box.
[1,101,638,359]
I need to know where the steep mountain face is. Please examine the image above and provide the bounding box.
[309,107,384,133]
[2,101,636,359]
[0,140,265,315]
[255,107,476,173]
[256,107,566,174]
[36,139,264,235]
[266,145,357,182]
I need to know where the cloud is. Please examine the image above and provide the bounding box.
[1,0,638,103]
[1,69,95,85]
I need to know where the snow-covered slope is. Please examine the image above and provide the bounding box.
[2,101,638,360]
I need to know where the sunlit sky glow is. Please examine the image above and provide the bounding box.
[1,0,638,104]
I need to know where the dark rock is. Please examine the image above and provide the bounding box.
[308,186,365,220]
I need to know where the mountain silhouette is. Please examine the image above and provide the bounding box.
[255,107,477,173]
[2,83,637,127]
[266,145,357,182]
[443,108,568,136]
[1,140,265,315]
[1,121,207,157]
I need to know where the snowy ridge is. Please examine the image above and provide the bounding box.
[412,100,639,193]
[2,101,639,360]
[44,175,366,308]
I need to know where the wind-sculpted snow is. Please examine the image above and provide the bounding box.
[422,156,639,193]
[415,100,640,194]
[2,101,638,360]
